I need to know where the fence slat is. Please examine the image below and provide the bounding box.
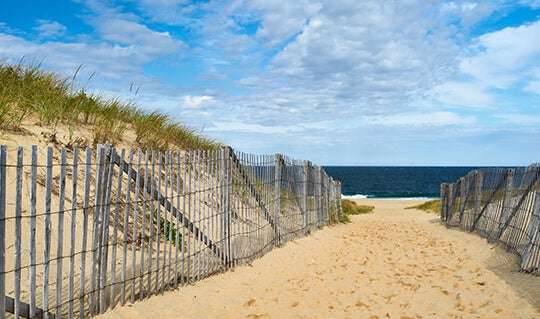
[109,149,124,309]
[14,147,23,319]
[99,147,114,314]
[68,148,79,319]
[29,146,38,319]
[139,150,149,299]
[131,150,142,303]
[43,147,53,319]
[55,149,67,318]
[121,150,134,306]
[0,145,7,319]
[79,148,92,319]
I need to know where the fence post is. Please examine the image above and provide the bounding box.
[495,169,515,240]
[316,166,322,227]
[302,160,309,234]
[446,182,456,226]
[220,147,232,267]
[472,170,484,229]
[335,181,342,223]
[521,167,540,272]
[91,144,113,314]
[458,177,467,225]
[324,174,330,225]
[0,146,6,319]
[440,183,447,222]
[274,154,282,246]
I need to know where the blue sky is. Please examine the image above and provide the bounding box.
[1,0,539,166]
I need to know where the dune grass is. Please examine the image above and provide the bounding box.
[339,199,374,223]
[0,61,220,150]
[405,199,441,215]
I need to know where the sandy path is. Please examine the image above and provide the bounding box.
[96,199,540,319]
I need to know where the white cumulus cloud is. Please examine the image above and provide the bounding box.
[183,95,214,108]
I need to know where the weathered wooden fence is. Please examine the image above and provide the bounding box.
[0,145,342,319]
[440,164,540,275]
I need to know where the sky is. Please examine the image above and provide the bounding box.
[1,0,540,166]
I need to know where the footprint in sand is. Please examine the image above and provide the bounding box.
[244,298,257,307]
[247,314,271,319]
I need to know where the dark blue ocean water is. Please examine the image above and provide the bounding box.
[323,166,483,199]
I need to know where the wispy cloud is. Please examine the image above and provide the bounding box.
[33,20,67,38]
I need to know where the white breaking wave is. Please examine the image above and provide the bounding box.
[341,194,370,199]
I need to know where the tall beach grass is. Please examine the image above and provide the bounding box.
[0,60,220,150]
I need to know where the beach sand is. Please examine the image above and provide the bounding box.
[95,199,540,319]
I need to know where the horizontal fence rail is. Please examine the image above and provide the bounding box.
[0,145,342,319]
[440,164,540,275]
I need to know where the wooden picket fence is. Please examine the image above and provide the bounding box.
[440,164,540,275]
[0,145,342,319]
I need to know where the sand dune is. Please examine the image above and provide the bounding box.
[95,199,540,319]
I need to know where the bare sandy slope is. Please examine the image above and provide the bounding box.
[95,199,540,319]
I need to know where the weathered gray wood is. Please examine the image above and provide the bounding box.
[0,145,7,319]
[90,146,103,314]
[139,150,149,299]
[167,151,174,287]
[14,147,23,319]
[5,296,59,319]
[196,150,201,280]
[316,166,323,227]
[79,148,92,319]
[68,148,79,319]
[109,149,125,309]
[0,144,345,318]
[274,154,282,246]
[155,152,163,293]
[121,150,134,305]
[112,150,226,274]
[43,147,53,319]
[99,146,114,314]
[498,169,538,245]
[227,148,276,232]
[522,167,540,270]
[221,148,232,268]
[457,177,469,226]
[496,169,515,239]
[90,145,113,315]
[55,149,67,318]
[30,146,38,319]
[147,151,155,294]
[162,151,169,289]
[474,171,483,219]
[187,151,193,278]
[302,161,309,233]
[174,151,181,287]
[131,150,142,303]
[440,183,447,222]
[181,151,187,284]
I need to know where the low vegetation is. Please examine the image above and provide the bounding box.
[339,199,374,223]
[0,60,220,150]
[405,199,441,215]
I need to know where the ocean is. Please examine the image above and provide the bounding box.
[323,166,483,200]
